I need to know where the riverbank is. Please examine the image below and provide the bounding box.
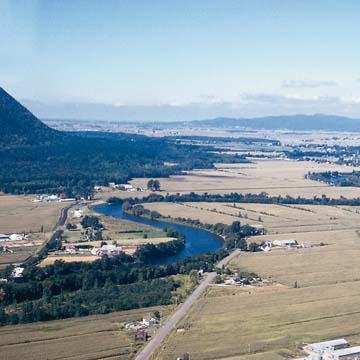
[93,203,224,264]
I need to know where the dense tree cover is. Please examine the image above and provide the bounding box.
[0,130,250,198]
[0,87,59,146]
[111,191,360,206]
[307,171,360,187]
[0,249,228,325]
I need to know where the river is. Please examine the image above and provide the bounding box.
[94,204,223,264]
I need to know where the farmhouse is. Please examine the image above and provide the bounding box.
[73,209,83,218]
[142,315,157,327]
[90,244,122,257]
[12,267,24,278]
[273,239,298,247]
[9,233,27,241]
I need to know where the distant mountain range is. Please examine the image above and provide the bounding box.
[182,114,360,132]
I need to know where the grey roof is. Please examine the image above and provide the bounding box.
[331,346,360,357]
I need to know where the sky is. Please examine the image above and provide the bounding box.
[2,0,360,121]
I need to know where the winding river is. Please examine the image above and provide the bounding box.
[94,204,223,264]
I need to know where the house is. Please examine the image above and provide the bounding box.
[9,233,25,241]
[12,267,24,278]
[273,239,298,247]
[90,244,122,257]
[142,315,157,327]
[65,245,76,254]
[119,184,133,191]
[73,209,83,218]
[260,241,272,252]
[136,329,148,341]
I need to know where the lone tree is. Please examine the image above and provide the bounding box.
[147,179,161,191]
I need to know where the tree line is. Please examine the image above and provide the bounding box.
[108,190,360,206]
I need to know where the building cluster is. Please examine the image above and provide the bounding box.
[260,239,311,252]
[108,182,144,192]
[33,194,75,202]
[296,339,360,360]
[218,272,262,287]
[63,244,122,257]
[120,314,159,341]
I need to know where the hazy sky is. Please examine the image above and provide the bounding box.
[2,0,360,121]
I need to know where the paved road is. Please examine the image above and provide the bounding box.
[135,249,241,360]
[21,204,73,267]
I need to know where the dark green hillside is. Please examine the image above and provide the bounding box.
[0,88,59,145]
[0,89,247,196]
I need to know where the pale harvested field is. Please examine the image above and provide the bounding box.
[39,255,98,266]
[235,229,360,287]
[157,282,360,360]
[131,159,360,198]
[143,202,360,234]
[0,305,171,360]
[156,228,360,359]
[0,195,71,233]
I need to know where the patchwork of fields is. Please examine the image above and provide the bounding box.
[131,159,360,198]
[155,226,360,359]
[143,202,360,234]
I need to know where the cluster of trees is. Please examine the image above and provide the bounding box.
[147,179,161,191]
[66,223,77,230]
[80,215,103,229]
[134,239,185,264]
[0,249,228,325]
[0,278,178,325]
[109,190,360,206]
[307,171,360,187]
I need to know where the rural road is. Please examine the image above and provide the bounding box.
[135,249,241,360]
[21,203,74,267]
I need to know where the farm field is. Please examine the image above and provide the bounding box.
[0,234,49,269]
[131,159,360,198]
[143,202,360,234]
[0,305,171,360]
[0,194,71,233]
[155,227,360,359]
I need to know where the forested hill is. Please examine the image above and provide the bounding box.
[0,87,59,145]
[0,89,247,196]
[185,114,360,132]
